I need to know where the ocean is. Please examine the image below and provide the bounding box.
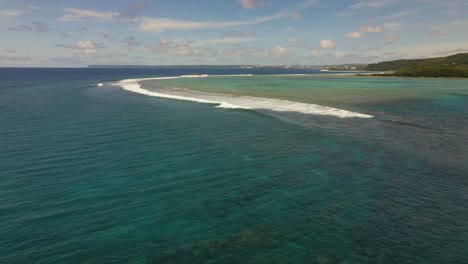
[1,67,467,263]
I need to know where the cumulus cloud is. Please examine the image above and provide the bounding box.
[148,40,202,57]
[205,47,264,61]
[148,40,289,62]
[269,46,287,57]
[57,41,102,55]
[359,25,382,33]
[334,51,345,58]
[237,0,272,9]
[344,31,364,38]
[288,38,300,48]
[8,21,51,33]
[72,41,99,55]
[311,50,322,58]
[169,44,202,56]
[319,39,337,49]
[385,34,398,44]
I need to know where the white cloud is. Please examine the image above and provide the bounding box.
[139,0,321,31]
[222,30,256,37]
[148,40,202,57]
[334,51,345,58]
[351,0,396,9]
[237,0,272,9]
[195,37,257,45]
[0,10,25,20]
[0,10,24,16]
[170,44,201,56]
[148,39,289,63]
[319,39,336,49]
[385,34,398,44]
[311,50,322,58]
[60,8,119,22]
[288,38,300,48]
[269,46,287,57]
[344,31,364,38]
[380,10,411,19]
[359,25,382,33]
[73,41,98,55]
[138,14,282,31]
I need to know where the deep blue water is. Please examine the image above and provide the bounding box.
[1,68,467,263]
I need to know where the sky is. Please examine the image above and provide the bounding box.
[0,0,467,67]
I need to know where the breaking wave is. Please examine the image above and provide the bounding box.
[112,75,373,119]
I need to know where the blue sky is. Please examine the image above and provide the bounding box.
[1,0,467,66]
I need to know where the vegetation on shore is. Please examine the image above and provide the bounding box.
[363,53,468,78]
[365,53,468,71]
[367,66,468,78]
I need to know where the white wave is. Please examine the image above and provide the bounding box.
[212,74,253,77]
[216,101,252,109]
[113,75,373,119]
[179,74,209,78]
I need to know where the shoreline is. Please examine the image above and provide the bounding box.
[355,73,468,79]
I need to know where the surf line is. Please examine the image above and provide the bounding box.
[112,75,374,119]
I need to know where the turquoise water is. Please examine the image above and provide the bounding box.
[1,68,468,263]
[143,74,468,106]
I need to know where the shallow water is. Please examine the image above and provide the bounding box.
[1,68,467,263]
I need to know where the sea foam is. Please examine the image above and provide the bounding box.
[113,75,373,119]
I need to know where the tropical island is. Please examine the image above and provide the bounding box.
[364,53,468,78]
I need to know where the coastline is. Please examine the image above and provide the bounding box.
[355,73,468,79]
